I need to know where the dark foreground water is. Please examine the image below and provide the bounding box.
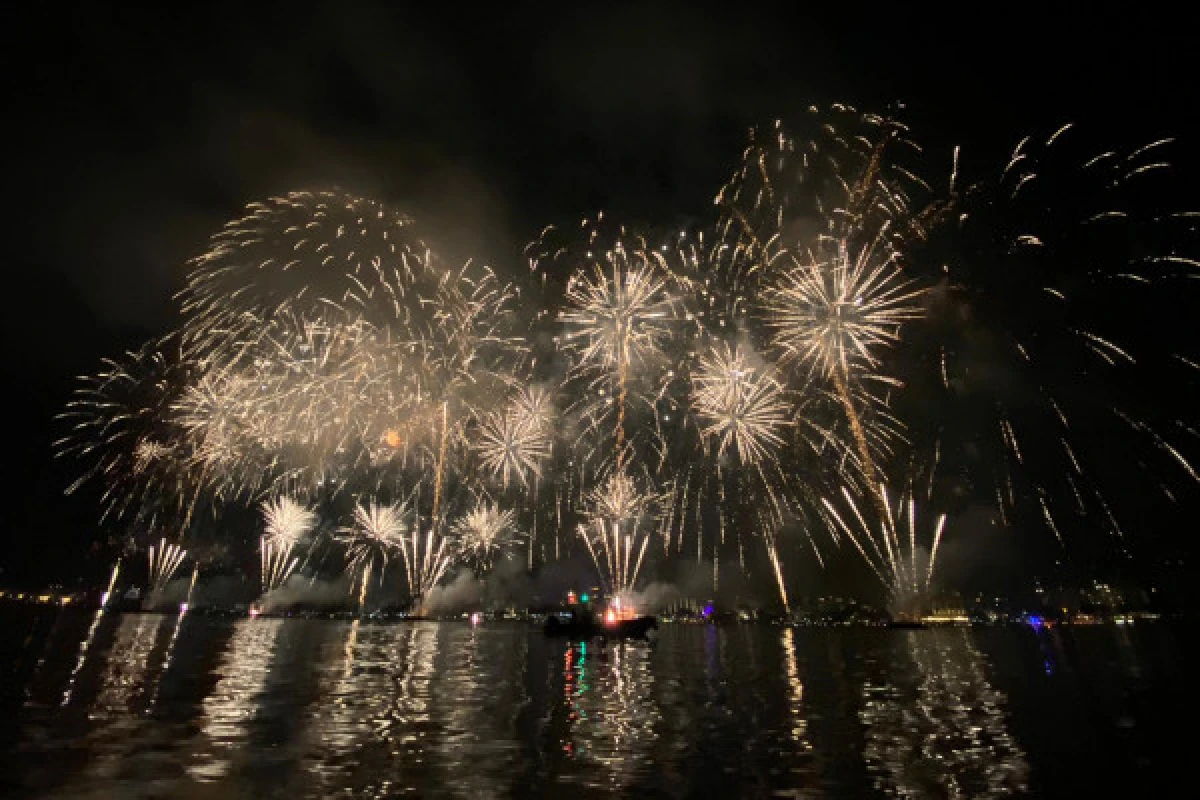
[0,609,1187,798]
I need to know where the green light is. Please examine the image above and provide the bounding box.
[580,593,589,603]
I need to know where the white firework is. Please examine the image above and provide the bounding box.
[560,247,676,375]
[692,342,791,465]
[260,495,318,592]
[821,483,947,616]
[450,502,520,570]
[764,239,923,381]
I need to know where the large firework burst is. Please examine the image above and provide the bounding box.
[474,387,554,489]
[56,335,201,527]
[763,240,924,382]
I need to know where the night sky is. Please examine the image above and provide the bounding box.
[4,3,1196,595]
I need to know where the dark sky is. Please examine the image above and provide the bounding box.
[3,2,1196,591]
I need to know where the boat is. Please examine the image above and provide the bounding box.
[543,606,657,639]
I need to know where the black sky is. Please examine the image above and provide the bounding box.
[3,2,1196,590]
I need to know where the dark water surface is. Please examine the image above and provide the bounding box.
[0,609,1187,797]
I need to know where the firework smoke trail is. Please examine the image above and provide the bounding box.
[147,538,188,595]
[259,495,318,593]
[821,484,947,616]
[431,403,450,528]
[450,502,521,575]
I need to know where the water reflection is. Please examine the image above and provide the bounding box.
[429,624,528,797]
[304,621,441,796]
[3,614,1186,798]
[188,616,286,782]
[859,628,1030,797]
[549,639,661,794]
[780,627,812,754]
[90,613,178,714]
[44,613,188,794]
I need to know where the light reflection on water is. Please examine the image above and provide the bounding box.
[858,628,1030,797]
[0,613,1185,798]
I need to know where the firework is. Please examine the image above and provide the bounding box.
[56,109,1196,610]
[560,240,681,469]
[450,501,521,572]
[56,335,200,526]
[399,523,454,610]
[897,124,1199,545]
[821,484,947,616]
[763,240,924,382]
[578,471,660,596]
[147,537,188,595]
[259,496,318,592]
[691,342,790,465]
[337,500,410,575]
[560,249,676,376]
[475,398,552,489]
[170,190,524,502]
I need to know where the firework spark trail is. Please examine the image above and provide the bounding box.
[100,560,121,608]
[148,538,188,595]
[402,525,454,611]
[822,484,947,615]
[184,563,200,611]
[897,122,1200,545]
[259,496,318,593]
[765,531,790,612]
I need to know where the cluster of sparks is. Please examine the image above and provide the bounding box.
[59,106,1197,613]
